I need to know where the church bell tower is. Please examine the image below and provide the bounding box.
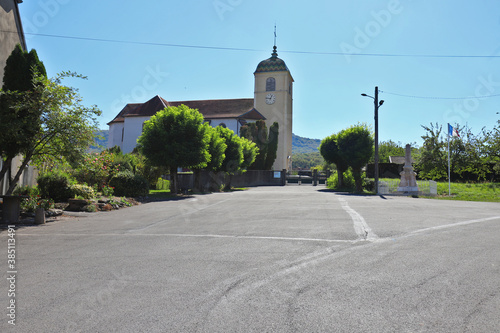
[254,45,294,170]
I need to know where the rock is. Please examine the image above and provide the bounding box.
[66,199,89,212]
[101,204,113,211]
[47,209,63,217]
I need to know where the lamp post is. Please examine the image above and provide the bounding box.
[362,86,384,195]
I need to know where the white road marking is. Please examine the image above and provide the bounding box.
[15,232,358,243]
[406,215,500,237]
[337,196,379,241]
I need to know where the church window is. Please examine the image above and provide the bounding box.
[266,77,276,91]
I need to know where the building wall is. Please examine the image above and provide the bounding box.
[0,0,26,80]
[122,116,149,153]
[254,70,293,171]
[209,119,239,134]
[108,122,124,150]
[114,116,244,154]
[0,0,29,195]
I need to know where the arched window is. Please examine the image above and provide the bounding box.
[218,123,227,128]
[266,77,276,91]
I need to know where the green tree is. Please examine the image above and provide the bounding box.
[240,120,267,169]
[375,140,406,163]
[2,72,101,194]
[240,120,278,170]
[192,124,227,192]
[337,124,374,192]
[216,126,244,190]
[264,122,279,170]
[137,105,209,194]
[0,44,47,185]
[240,137,259,170]
[319,133,348,188]
[418,123,447,180]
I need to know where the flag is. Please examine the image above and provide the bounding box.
[448,123,460,137]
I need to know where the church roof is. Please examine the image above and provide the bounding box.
[108,95,265,125]
[255,46,289,73]
[106,103,142,125]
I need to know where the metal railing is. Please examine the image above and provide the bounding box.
[378,179,437,196]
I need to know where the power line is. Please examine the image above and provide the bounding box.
[380,90,500,100]
[2,30,500,59]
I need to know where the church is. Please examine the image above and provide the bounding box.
[108,45,294,170]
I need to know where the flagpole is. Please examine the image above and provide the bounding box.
[447,124,451,196]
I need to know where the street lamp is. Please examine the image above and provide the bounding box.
[361,86,384,195]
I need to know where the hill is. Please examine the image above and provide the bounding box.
[89,129,109,152]
[292,134,321,154]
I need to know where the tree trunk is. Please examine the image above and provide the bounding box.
[352,168,363,193]
[0,156,13,191]
[337,168,344,188]
[170,166,178,195]
[224,173,232,191]
[193,169,202,193]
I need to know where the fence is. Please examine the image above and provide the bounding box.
[176,169,286,191]
[378,179,437,196]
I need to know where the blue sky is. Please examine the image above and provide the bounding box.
[17,0,500,146]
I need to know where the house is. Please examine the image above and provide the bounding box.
[109,45,294,170]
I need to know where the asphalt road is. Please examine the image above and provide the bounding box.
[1,185,500,332]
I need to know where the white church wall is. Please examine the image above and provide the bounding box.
[123,116,149,153]
[108,122,124,149]
[210,119,239,134]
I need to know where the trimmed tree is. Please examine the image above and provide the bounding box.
[319,133,348,188]
[240,120,268,170]
[240,137,259,171]
[264,122,279,170]
[216,126,244,190]
[336,124,374,192]
[192,124,227,192]
[0,44,46,185]
[137,105,210,194]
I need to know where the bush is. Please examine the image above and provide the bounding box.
[37,171,74,202]
[156,178,170,190]
[326,169,356,191]
[13,185,39,197]
[109,171,149,197]
[69,184,95,199]
[363,178,375,192]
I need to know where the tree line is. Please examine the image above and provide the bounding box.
[137,108,279,193]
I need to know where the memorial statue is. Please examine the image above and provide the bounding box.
[397,144,419,194]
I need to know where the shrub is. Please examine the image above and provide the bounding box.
[69,184,95,199]
[73,151,120,188]
[109,171,149,197]
[363,178,375,192]
[155,178,170,190]
[326,169,356,191]
[13,185,39,197]
[37,171,74,202]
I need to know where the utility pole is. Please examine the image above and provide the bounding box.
[374,86,379,195]
[362,87,384,195]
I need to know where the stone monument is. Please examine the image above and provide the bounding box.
[397,144,419,194]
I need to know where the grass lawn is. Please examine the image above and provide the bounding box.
[431,182,500,203]
[148,189,174,200]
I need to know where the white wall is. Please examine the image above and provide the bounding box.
[123,116,149,153]
[108,122,124,150]
[210,119,239,134]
